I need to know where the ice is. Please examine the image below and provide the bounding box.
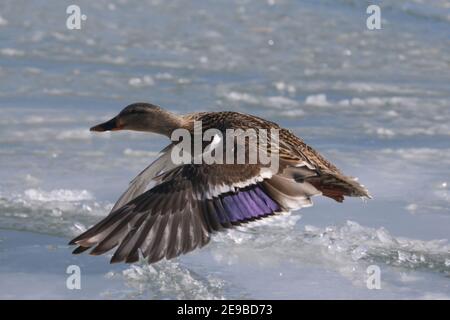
[121,262,226,300]
[0,189,110,237]
[0,0,449,299]
[274,82,296,94]
[24,189,93,202]
[220,90,299,109]
[128,76,155,87]
[0,15,8,26]
[55,129,92,141]
[305,94,330,107]
[0,48,25,57]
[223,91,260,105]
[123,149,160,158]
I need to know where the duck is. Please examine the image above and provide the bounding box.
[69,102,370,264]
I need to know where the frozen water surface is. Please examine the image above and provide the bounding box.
[0,0,449,299]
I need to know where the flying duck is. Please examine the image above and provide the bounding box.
[69,103,370,264]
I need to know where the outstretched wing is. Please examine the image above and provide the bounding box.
[69,162,320,264]
[110,144,177,212]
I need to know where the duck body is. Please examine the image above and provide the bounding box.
[70,103,370,264]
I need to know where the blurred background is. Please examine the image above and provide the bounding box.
[0,0,449,299]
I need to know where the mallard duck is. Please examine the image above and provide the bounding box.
[69,102,370,264]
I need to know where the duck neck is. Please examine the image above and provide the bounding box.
[151,109,187,137]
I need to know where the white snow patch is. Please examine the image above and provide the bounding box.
[24,189,94,202]
[0,48,25,57]
[305,94,330,107]
[128,76,155,87]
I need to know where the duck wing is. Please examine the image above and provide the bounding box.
[110,144,178,212]
[69,161,320,264]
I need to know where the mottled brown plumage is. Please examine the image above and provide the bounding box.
[70,103,370,264]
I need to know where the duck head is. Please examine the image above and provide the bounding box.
[90,103,185,137]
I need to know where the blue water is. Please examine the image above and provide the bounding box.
[0,0,449,299]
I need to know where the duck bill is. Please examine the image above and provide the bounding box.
[90,117,124,132]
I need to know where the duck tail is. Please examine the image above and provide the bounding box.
[307,171,371,202]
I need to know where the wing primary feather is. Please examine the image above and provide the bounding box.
[125,214,159,263]
[89,210,135,256]
[110,212,148,263]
